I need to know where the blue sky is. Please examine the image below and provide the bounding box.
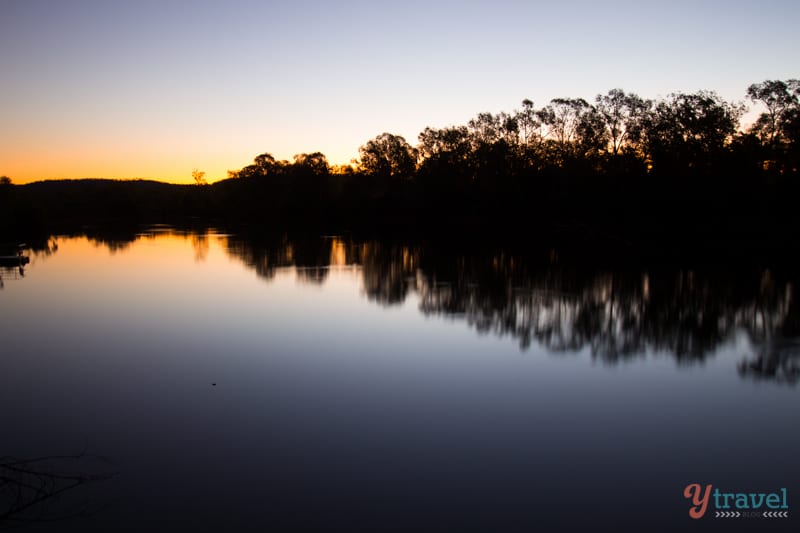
[1,0,798,183]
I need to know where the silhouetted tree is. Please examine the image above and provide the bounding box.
[464,112,521,183]
[643,91,744,173]
[357,133,417,179]
[286,152,331,222]
[747,79,800,172]
[417,125,473,180]
[575,106,608,160]
[595,89,651,157]
[292,152,329,176]
[331,163,356,175]
[468,111,519,147]
[747,79,799,148]
[785,98,800,171]
[510,99,548,171]
[192,169,207,185]
[537,98,591,162]
[515,99,541,148]
[234,152,286,179]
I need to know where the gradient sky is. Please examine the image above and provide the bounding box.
[1,0,798,184]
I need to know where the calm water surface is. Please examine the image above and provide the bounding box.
[1,228,798,531]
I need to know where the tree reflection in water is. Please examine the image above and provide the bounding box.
[30,228,798,384]
[220,234,798,381]
[738,338,800,385]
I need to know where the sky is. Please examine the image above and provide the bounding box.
[1,0,798,184]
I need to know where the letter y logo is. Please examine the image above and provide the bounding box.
[684,483,712,519]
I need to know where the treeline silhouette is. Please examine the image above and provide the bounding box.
[2,79,798,258]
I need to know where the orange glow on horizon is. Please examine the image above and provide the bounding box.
[2,147,357,185]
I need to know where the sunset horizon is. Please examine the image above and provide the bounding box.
[3,0,798,185]
[1,80,787,186]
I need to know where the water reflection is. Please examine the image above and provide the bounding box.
[191,232,209,263]
[0,243,31,289]
[430,264,793,365]
[24,228,799,383]
[219,232,798,374]
[738,337,800,385]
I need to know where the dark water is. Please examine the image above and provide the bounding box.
[1,228,798,532]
